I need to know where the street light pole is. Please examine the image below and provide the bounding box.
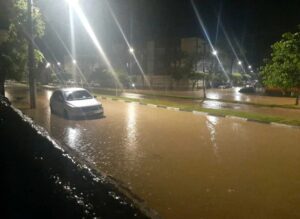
[27,0,36,108]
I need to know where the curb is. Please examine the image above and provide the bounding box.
[100,96,300,129]
[193,111,208,116]
[166,107,180,111]
[225,115,248,121]
[208,113,226,118]
[147,104,158,108]
[246,118,271,124]
[179,109,193,112]
[270,122,299,129]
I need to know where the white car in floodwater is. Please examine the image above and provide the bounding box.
[50,88,103,119]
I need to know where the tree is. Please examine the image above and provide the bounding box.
[260,28,300,105]
[0,0,45,96]
[231,72,243,86]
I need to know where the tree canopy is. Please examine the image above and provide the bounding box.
[260,27,300,104]
[0,0,45,95]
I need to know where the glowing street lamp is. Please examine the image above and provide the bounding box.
[248,65,252,69]
[45,62,51,68]
[57,62,61,66]
[129,47,134,54]
[72,59,77,64]
[238,60,242,65]
[212,50,218,56]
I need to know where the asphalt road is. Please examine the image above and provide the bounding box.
[5,85,300,219]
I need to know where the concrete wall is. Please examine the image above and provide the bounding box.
[132,75,203,90]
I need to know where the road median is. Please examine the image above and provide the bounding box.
[97,94,300,128]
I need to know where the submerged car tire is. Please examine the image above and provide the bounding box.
[64,110,70,119]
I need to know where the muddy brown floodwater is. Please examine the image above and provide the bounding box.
[5,85,300,219]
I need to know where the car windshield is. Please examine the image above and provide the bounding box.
[65,90,93,101]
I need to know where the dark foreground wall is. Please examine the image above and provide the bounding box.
[0,99,155,219]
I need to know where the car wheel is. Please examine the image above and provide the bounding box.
[64,110,69,119]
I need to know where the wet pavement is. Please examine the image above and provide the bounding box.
[116,88,300,120]
[5,85,300,219]
[122,87,297,105]
[200,100,300,120]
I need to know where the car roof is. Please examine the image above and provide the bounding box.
[58,87,88,93]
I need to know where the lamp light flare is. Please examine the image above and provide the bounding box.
[72,59,77,64]
[46,62,51,68]
[238,60,242,65]
[129,47,134,53]
[212,50,218,56]
[191,0,229,81]
[66,0,122,88]
[104,0,151,88]
[57,62,61,66]
[248,65,252,69]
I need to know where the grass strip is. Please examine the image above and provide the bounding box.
[95,93,300,127]
[90,87,300,110]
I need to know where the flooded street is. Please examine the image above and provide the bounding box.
[122,87,297,105]
[5,85,300,219]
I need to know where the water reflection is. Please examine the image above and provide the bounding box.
[45,90,53,101]
[207,92,221,100]
[125,103,137,152]
[206,116,219,158]
[65,126,82,149]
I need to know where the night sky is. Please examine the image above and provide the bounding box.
[37,0,300,68]
[127,0,300,66]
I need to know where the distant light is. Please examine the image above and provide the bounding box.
[129,47,134,53]
[250,70,254,73]
[57,62,61,66]
[248,65,252,69]
[46,62,51,68]
[238,60,242,65]
[212,50,218,56]
[72,59,77,64]
[131,83,135,88]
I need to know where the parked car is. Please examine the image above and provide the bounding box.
[218,83,232,89]
[50,88,103,119]
[90,81,101,87]
[239,86,255,93]
[66,79,77,86]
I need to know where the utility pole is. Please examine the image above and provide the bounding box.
[202,42,206,99]
[27,0,36,108]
